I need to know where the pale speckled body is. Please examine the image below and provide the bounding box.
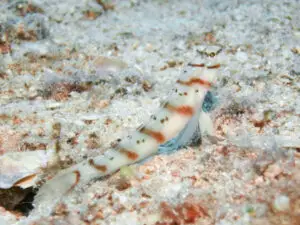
[33,62,220,215]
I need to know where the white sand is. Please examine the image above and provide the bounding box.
[0,0,299,224]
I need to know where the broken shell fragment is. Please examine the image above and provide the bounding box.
[93,56,128,73]
[0,150,57,189]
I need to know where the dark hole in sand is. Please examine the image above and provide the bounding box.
[13,188,37,216]
[0,187,37,216]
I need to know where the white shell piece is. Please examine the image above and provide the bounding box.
[93,56,128,73]
[45,102,62,110]
[80,113,103,121]
[230,135,300,150]
[0,149,56,189]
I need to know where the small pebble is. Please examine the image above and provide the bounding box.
[273,195,290,212]
[235,51,248,63]
[264,164,282,179]
[145,43,153,52]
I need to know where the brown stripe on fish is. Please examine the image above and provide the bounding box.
[88,159,107,172]
[13,174,37,187]
[67,170,80,193]
[118,148,139,160]
[188,63,205,67]
[139,126,166,143]
[163,102,194,116]
[176,77,211,88]
[207,64,221,69]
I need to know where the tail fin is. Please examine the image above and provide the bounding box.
[33,147,135,215]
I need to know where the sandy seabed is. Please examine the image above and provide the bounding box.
[0,0,300,224]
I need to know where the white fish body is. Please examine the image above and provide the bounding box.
[32,62,220,215]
